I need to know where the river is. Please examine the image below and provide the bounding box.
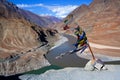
[1,34,120,80]
[45,34,89,67]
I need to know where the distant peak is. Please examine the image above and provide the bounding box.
[80,4,89,8]
[81,4,88,7]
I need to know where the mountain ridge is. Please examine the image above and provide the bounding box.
[19,9,61,27]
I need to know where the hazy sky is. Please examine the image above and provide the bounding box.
[8,0,92,18]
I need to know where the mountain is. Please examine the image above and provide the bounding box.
[42,16,61,23]
[0,0,59,76]
[41,16,61,27]
[19,9,61,27]
[57,0,120,56]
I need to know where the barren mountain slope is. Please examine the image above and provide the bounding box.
[56,0,120,56]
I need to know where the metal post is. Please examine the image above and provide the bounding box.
[88,44,95,60]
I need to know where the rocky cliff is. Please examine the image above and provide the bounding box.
[57,0,120,56]
[0,0,58,76]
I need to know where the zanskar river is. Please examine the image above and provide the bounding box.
[1,34,120,80]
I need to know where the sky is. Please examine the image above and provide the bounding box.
[8,0,92,18]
